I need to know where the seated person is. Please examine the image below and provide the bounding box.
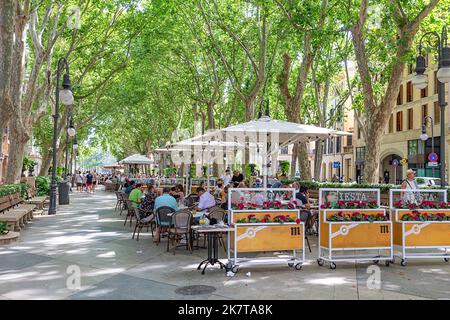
[170,187,181,199]
[153,187,178,243]
[140,185,157,213]
[296,185,311,210]
[175,184,185,198]
[124,180,135,194]
[129,183,145,208]
[213,179,224,198]
[195,187,216,213]
[154,187,178,211]
[220,186,229,210]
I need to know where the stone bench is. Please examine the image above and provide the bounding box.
[24,186,47,209]
[0,193,36,231]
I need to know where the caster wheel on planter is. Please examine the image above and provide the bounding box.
[330,262,336,270]
[444,258,449,262]
[317,259,324,266]
[385,260,390,267]
[231,266,239,274]
[295,263,302,270]
[373,260,379,265]
[400,259,407,267]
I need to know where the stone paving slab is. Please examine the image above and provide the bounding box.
[0,259,120,300]
[0,249,51,272]
[67,273,226,300]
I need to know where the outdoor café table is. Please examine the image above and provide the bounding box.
[191,225,234,275]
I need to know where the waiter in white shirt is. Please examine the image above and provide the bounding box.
[196,187,216,213]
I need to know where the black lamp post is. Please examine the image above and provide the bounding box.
[48,58,74,215]
[412,26,450,187]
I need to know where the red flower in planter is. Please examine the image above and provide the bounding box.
[260,219,266,223]
[274,215,286,223]
[274,201,282,208]
[237,203,245,210]
[263,201,271,209]
[287,202,295,209]
[296,218,301,224]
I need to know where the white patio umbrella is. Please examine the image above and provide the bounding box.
[119,154,153,176]
[194,115,351,187]
[156,137,245,191]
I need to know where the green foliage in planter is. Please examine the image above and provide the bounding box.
[284,180,400,194]
[279,160,290,175]
[244,163,258,178]
[0,222,10,235]
[22,157,37,173]
[19,183,29,199]
[0,184,22,197]
[36,176,50,196]
[189,164,196,178]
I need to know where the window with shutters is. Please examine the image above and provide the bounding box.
[406,81,413,102]
[396,111,403,132]
[422,104,428,119]
[408,108,413,130]
[397,85,403,105]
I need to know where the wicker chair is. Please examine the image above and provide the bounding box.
[207,206,227,250]
[115,191,124,211]
[119,192,128,215]
[132,208,154,241]
[184,194,199,208]
[123,199,135,227]
[299,209,312,253]
[154,206,176,245]
[167,209,193,254]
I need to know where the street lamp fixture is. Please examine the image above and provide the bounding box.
[412,27,448,187]
[49,57,74,215]
[73,136,78,151]
[420,125,429,141]
[67,118,76,137]
[59,74,74,105]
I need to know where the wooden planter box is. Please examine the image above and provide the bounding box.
[393,209,450,247]
[320,210,392,249]
[231,210,303,252]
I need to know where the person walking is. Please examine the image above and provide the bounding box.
[86,171,94,193]
[401,169,419,204]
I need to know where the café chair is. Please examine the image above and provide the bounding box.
[123,199,135,227]
[155,206,176,245]
[132,208,154,241]
[167,209,193,254]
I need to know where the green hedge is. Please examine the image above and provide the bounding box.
[0,183,28,198]
[284,180,400,194]
[285,179,450,195]
[36,176,50,196]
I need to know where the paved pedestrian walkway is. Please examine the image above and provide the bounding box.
[1,189,449,300]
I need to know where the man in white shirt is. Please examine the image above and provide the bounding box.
[221,169,232,186]
[196,187,216,213]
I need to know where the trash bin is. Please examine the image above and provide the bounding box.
[58,181,70,205]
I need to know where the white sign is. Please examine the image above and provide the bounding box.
[428,162,439,167]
